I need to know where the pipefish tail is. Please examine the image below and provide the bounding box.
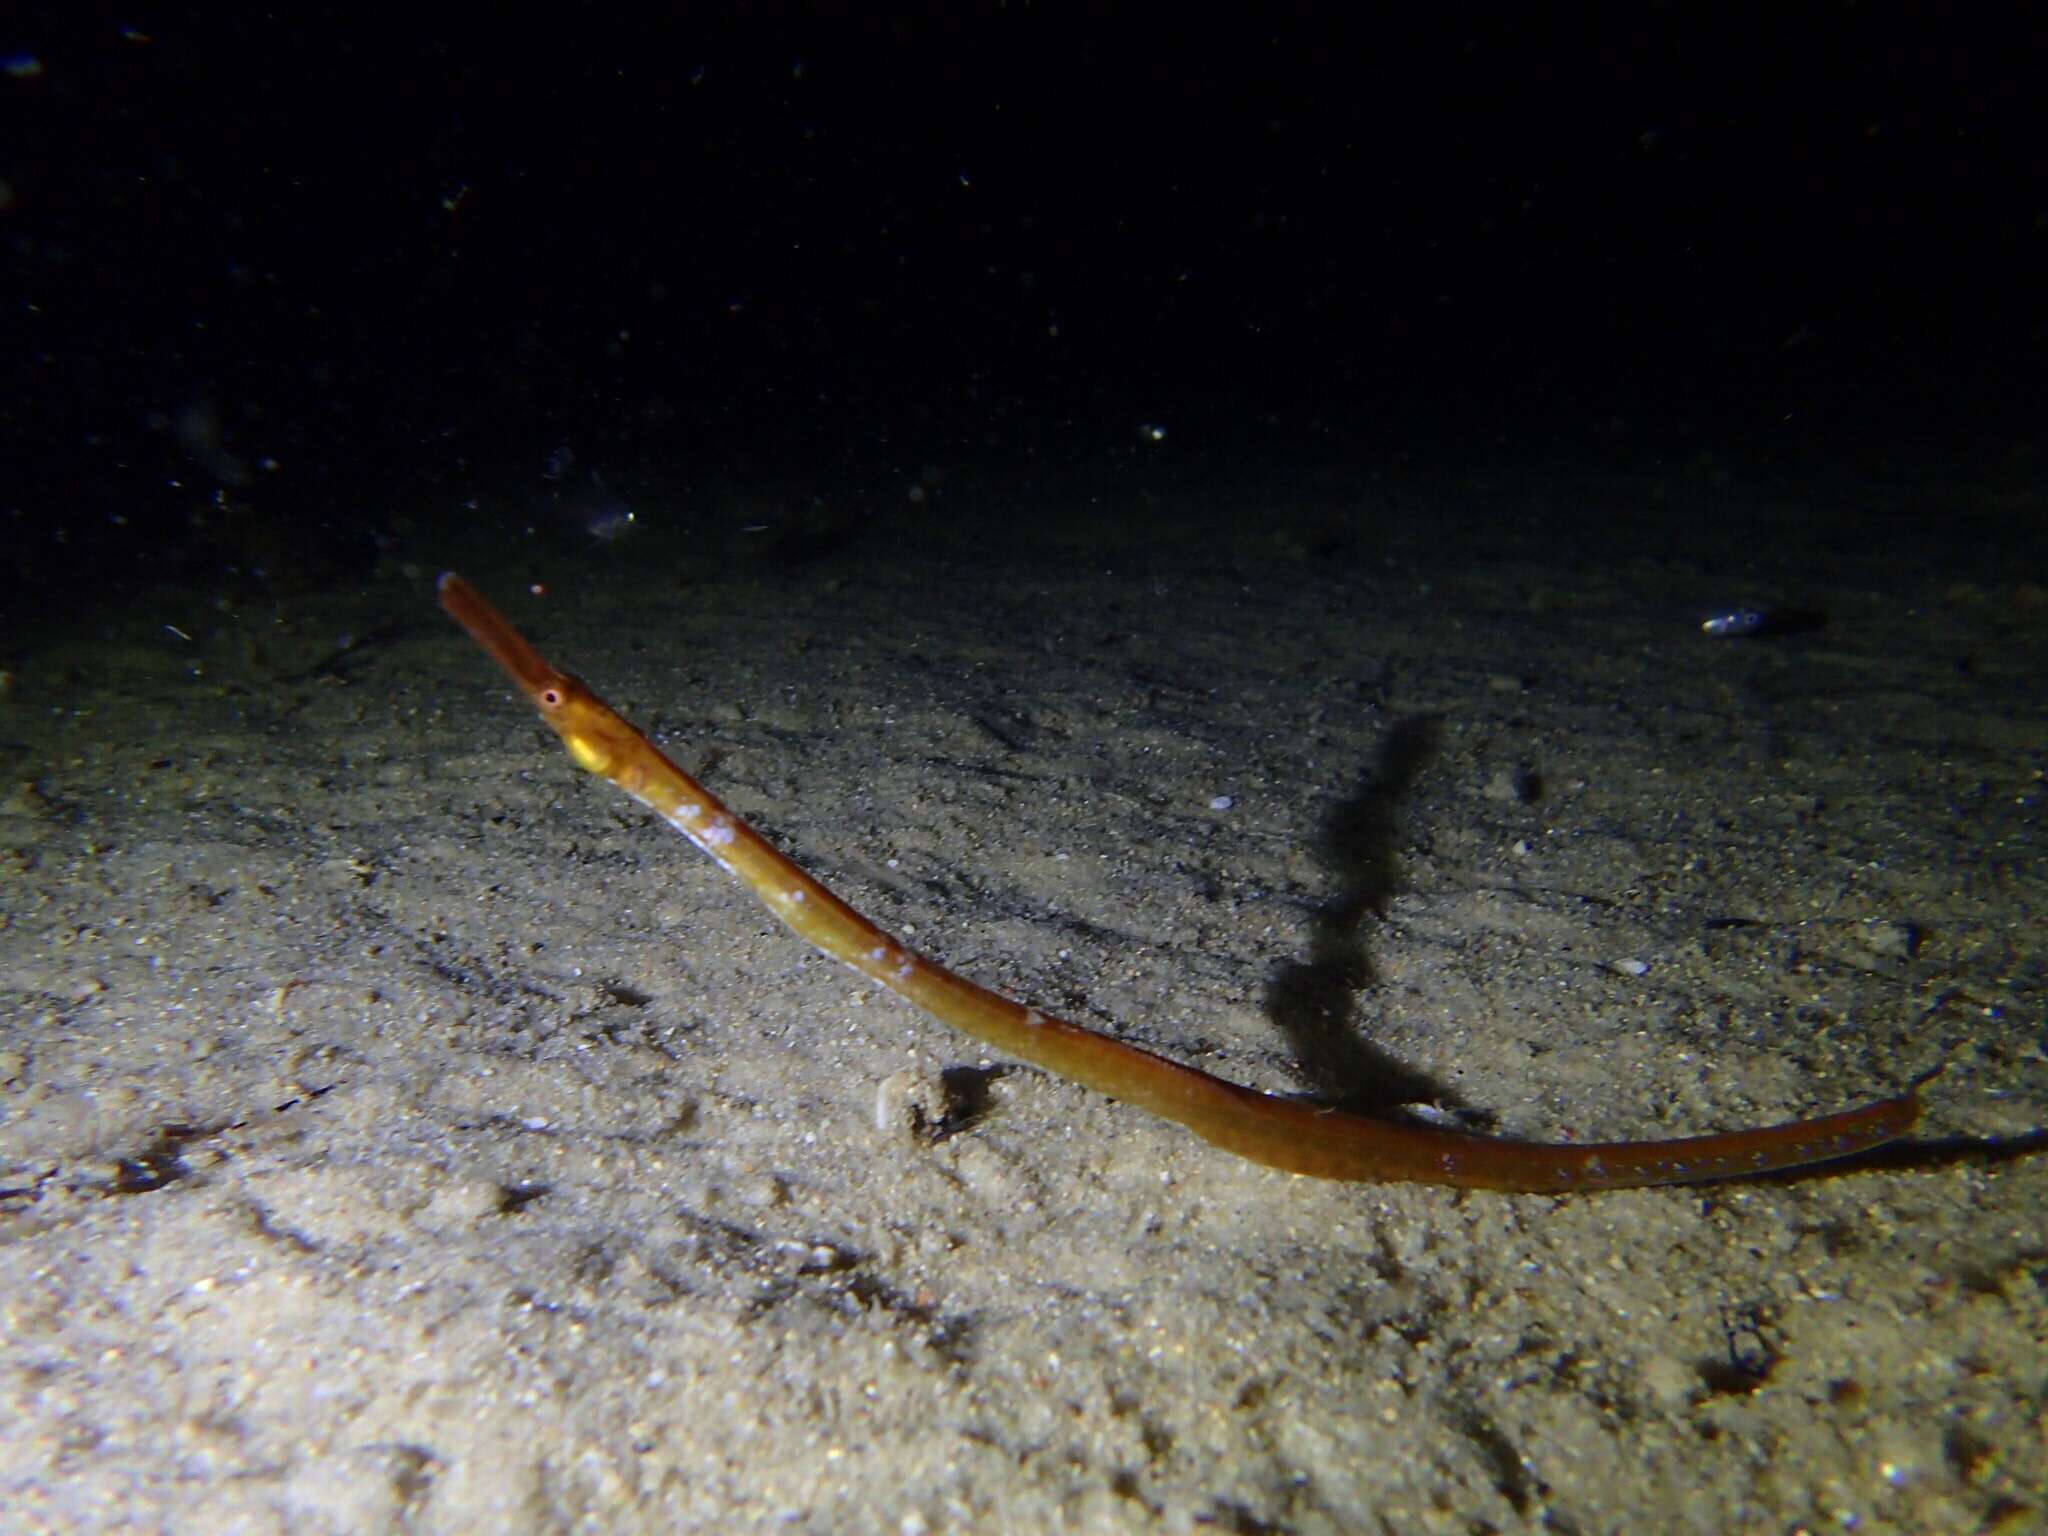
[437,572,1928,1192]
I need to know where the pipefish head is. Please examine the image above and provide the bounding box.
[532,674,652,780]
[437,573,655,781]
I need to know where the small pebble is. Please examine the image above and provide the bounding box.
[1483,766,1540,804]
[1208,794,1235,811]
[1860,919,1920,960]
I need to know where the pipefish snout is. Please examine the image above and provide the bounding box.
[438,572,1929,1192]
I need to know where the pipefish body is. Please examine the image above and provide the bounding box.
[438,573,1927,1192]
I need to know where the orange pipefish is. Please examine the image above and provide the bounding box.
[439,573,1927,1192]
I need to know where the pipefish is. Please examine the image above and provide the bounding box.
[438,573,1927,1192]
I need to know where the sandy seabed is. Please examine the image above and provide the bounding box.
[3,455,2042,1533]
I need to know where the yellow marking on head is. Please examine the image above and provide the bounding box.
[566,733,612,775]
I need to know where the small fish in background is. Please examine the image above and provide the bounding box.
[575,473,638,542]
[1701,606,1769,638]
[1699,605,1827,639]
[542,447,640,543]
[169,399,254,486]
